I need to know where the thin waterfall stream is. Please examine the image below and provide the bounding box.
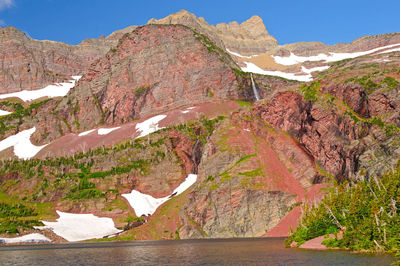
[250,73,261,101]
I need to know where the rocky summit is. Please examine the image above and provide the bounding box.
[0,10,399,249]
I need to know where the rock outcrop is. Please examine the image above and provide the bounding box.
[148,10,278,56]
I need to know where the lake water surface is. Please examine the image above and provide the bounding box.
[0,238,395,265]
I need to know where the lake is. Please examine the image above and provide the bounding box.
[0,238,395,265]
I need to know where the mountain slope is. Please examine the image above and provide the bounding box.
[0,12,399,248]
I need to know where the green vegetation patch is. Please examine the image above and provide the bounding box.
[239,167,264,177]
[134,86,150,96]
[193,30,229,61]
[345,73,379,92]
[236,100,253,107]
[0,99,51,135]
[235,154,256,166]
[300,81,321,102]
[0,201,44,234]
[285,168,400,256]
[0,202,38,218]
[382,76,400,90]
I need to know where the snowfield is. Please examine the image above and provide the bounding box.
[0,233,51,244]
[122,174,197,217]
[226,49,258,59]
[242,62,313,82]
[0,109,12,116]
[0,76,81,102]
[0,127,47,159]
[242,62,330,82]
[98,126,121,135]
[135,115,167,138]
[36,211,122,242]
[272,43,400,66]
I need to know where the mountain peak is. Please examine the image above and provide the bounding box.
[148,11,277,55]
[240,15,270,36]
[244,15,263,24]
[148,9,197,24]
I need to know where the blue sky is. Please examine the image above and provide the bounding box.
[0,0,399,46]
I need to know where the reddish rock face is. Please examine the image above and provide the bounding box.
[0,26,111,93]
[254,91,358,179]
[36,24,243,142]
[322,85,369,117]
[80,25,239,124]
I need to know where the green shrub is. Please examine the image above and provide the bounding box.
[0,202,38,218]
[286,169,400,255]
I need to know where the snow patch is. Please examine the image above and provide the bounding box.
[181,106,195,114]
[36,211,122,242]
[122,174,197,217]
[0,109,12,116]
[242,62,313,82]
[301,65,330,74]
[0,76,81,102]
[226,49,258,59]
[0,127,47,159]
[135,115,167,138]
[78,129,96,137]
[273,43,400,66]
[78,127,121,137]
[0,233,51,244]
[378,47,400,54]
[98,127,120,135]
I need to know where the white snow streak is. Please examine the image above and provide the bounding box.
[0,109,12,116]
[0,76,81,102]
[78,127,120,137]
[0,233,51,244]
[78,129,96,137]
[0,127,47,159]
[36,211,122,242]
[122,174,197,217]
[273,43,400,66]
[226,49,258,59]
[135,115,167,138]
[98,127,120,135]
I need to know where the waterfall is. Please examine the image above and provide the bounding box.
[250,73,261,101]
